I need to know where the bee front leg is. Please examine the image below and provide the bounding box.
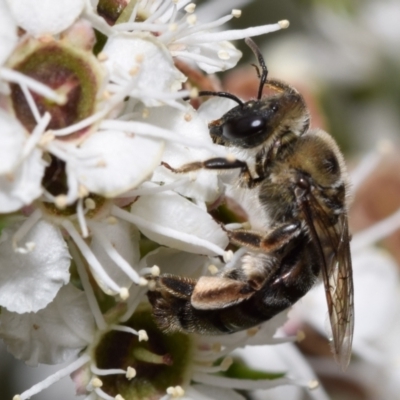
[162,157,264,188]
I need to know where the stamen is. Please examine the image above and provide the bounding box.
[232,9,241,18]
[278,19,290,28]
[128,0,140,22]
[94,387,115,400]
[176,21,285,44]
[85,198,96,210]
[90,365,127,376]
[51,77,141,136]
[112,205,226,256]
[166,386,185,398]
[90,223,141,284]
[20,83,41,124]
[90,377,103,388]
[22,112,52,159]
[177,13,234,38]
[77,198,89,238]
[63,220,122,293]
[192,372,307,390]
[126,367,136,380]
[68,240,107,330]
[224,247,246,270]
[223,250,234,262]
[186,14,197,25]
[111,324,140,336]
[119,287,130,300]
[140,265,160,276]
[184,3,196,13]
[139,330,149,342]
[113,22,170,32]
[100,120,226,155]
[171,50,226,69]
[119,286,148,322]
[194,357,233,373]
[308,380,319,390]
[352,207,400,252]
[14,354,90,400]
[145,0,173,23]
[208,264,219,275]
[0,68,66,104]
[12,209,43,252]
[350,144,389,192]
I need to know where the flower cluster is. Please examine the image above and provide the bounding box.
[0,1,329,399]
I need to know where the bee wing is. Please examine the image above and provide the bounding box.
[302,199,354,370]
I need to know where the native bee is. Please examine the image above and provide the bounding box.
[147,38,354,369]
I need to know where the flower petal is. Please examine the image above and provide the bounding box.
[140,103,222,202]
[103,32,186,105]
[0,109,26,174]
[130,190,228,256]
[140,247,208,277]
[0,0,17,65]
[186,383,246,400]
[0,220,71,313]
[6,0,85,36]
[69,129,164,197]
[0,284,95,366]
[90,220,140,292]
[0,147,46,212]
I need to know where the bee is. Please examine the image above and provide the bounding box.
[147,38,354,370]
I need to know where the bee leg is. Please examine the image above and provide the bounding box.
[162,158,264,188]
[147,274,198,333]
[227,222,301,253]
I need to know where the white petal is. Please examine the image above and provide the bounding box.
[0,109,26,174]
[0,0,18,65]
[130,190,228,256]
[90,220,140,292]
[0,220,71,313]
[103,32,186,105]
[0,284,95,366]
[138,103,222,202]
[6,0,85,36]
[69,130,164,197]
[140,247,208,277]
[198,97,238,122]
[186,383,246,400]
[193,42,242,74]
[0,147,46,212]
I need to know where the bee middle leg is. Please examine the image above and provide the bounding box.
[227,222,301,253]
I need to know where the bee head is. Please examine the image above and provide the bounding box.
[209,85,310,149]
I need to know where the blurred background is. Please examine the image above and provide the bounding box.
[2,0,400,399]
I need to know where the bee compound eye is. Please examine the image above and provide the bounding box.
[297,177,310,190]
[222,115,266,140]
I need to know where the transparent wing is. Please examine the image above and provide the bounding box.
[302,197,354,370]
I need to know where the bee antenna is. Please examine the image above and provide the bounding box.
[245,38,268,100]
[184,91,244,106]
